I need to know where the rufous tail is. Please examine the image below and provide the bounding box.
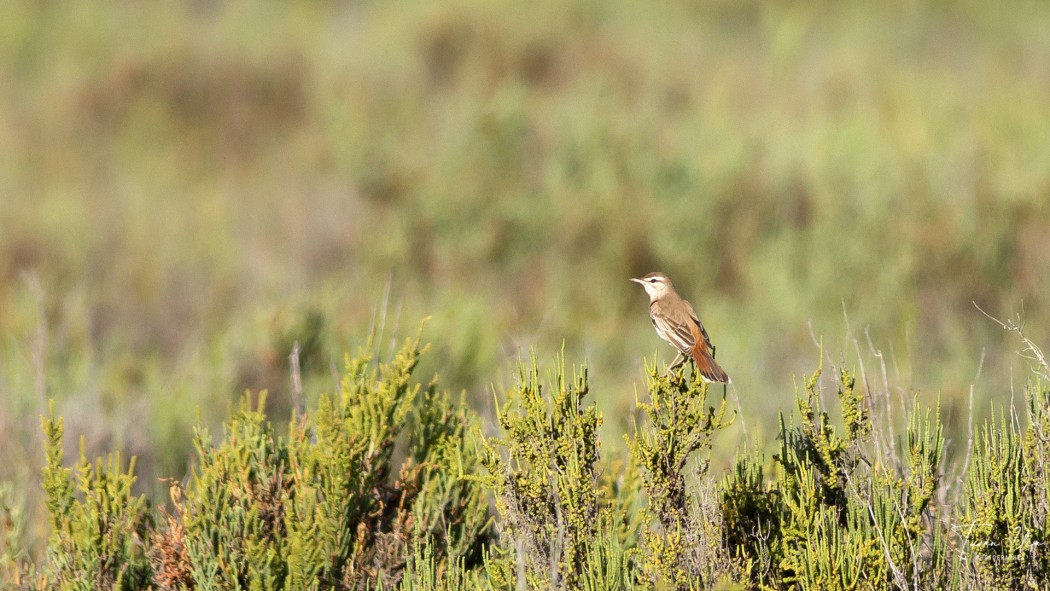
[690,344,730,383]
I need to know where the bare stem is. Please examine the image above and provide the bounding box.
[974,301,1050,380]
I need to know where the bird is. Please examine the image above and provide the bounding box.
[630,272,730,383]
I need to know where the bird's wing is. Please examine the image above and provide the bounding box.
[682,302,730,382]
[682,301,713,351]
[651,301,696,352]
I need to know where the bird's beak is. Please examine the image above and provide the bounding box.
[629,277,644,285]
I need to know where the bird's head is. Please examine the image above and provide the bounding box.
[630,272,673,300]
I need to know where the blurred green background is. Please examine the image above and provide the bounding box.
[2,0,1050,559]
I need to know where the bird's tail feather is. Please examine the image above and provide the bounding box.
[691,344,730,384]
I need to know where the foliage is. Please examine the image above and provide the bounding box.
[959,384,1050,588]
[477,351,636,589]
[722,363,955,590]
[27,333,1050,590]
[626,363,737,588]
[38,336,490,590]
[40,403,153,590]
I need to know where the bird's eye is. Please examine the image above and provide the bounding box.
[649,279,657,283]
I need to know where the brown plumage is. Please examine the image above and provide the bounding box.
[631,272,730,383]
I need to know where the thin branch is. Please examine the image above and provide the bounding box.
[289,340,304,416]
[728,383,749,441]
[865,326,900,468]
[974,301,1050,380]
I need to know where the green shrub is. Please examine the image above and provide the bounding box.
[626,362,737,589]
[30,331,1050,590]
[167,394,290,589]
[164,335,489,590]
[477,352,627,589]
[476,353,743,590]
[40,403,153,590]
[723,364,953,590]
[41,335,491,590]
[960,384,1050,588]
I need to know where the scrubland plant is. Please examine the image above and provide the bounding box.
[278,338,489,588]
[722,364,953,590]
[477,352,641,590]
[626,362,737,589]
[959,383,1050,588]
[476,354,742,591]
[29,328,1050,590]
[39,335,491,590]
[155,335,490,590]
[40,405,153,590]
[395,537,474,591]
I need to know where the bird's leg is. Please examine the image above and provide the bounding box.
[666,351,686,377]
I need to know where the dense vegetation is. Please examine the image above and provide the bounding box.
[11,334,1050,589]
[2,0,1050,585]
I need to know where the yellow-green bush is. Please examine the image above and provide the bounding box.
[38,335,490,590]
[626,362,737,589]
[40,406,152,591]
[28,334,1050,590]
[961,384,1050,588]
[722,365,953,590]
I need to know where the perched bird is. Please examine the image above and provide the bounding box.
[630,272,730,383]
